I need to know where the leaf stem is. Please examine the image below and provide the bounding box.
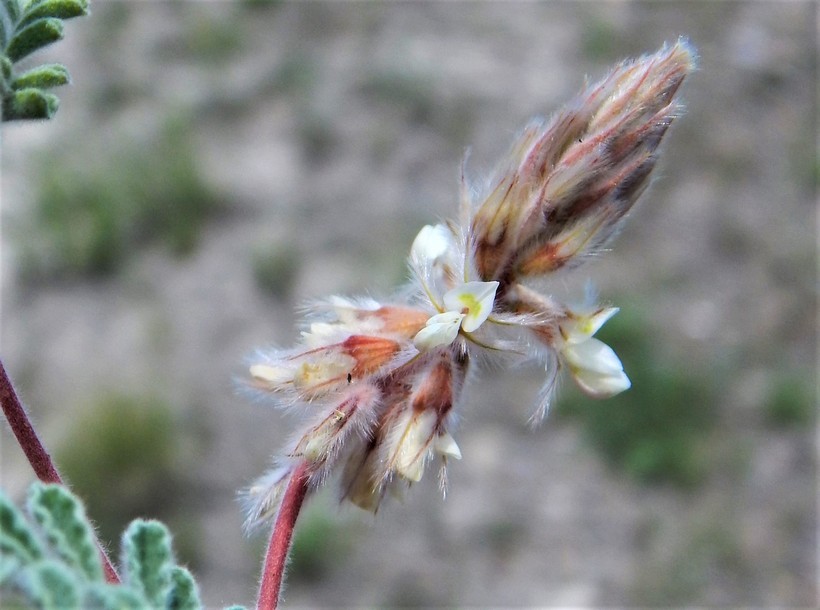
[0,359,121,583]
[257,462,310,610]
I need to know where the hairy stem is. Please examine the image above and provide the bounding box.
[0,359,121,583]
[257,462,310,610]
[0,360,62,484]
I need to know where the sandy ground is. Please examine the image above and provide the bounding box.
[1,1,816,607]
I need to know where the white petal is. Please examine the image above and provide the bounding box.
[426,311,468,326]
[393,411,438,482]
[433,431,462,459]
[443,280,499,333]
[249,364,293,385]
[588,307,619,334]
[411,224,455,263]
[343,456,382,512]
[562,338,625,376]
[292,354,356,397]
[413,312,465,351]
[562,337,631,399]
[562,307,619,343]
[398,456,425,483]
[571,367,632,399]
[301,322,343,347]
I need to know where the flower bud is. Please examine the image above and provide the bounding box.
[469,39,695,285]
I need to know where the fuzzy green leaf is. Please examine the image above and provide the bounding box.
[2,85,58,119]
[84,582,149,609]
[18,0,89,29]
[1,0,22,24]
[13,559,82,609]
[0,555,21,586]
[121,519,174,607]
[167,565,202,610]
[12,62,69,88]
[5,17,63,62]
[1,55,12,80]
[27,483,104,582]
[0,14,8,50]
[0,490,45,563]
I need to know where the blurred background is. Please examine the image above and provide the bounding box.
[1,1,816,607]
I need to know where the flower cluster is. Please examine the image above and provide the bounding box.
[242,40,695,527]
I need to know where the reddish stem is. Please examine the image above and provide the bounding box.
[0,359,121,584]
[257,462,310,610]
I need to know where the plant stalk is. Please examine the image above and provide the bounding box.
[257,462,310,610]
[0,359,121,583]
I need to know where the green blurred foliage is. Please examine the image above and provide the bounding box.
[18,118,222,282]
[287,500,350,583]
[252,243,301,301]
[238,0,284,11]
[580,16,620,60]
[359,69,474,145]
[54,393,201,567]
[479,518,527,563]
[763,372,815,428]
[155,9,243,64]
[556,307,718,487]
[182,13,243,63]
[360,71,438,126]
[265,55,317,98]
[633,516,749,605]
[297,111,339,165]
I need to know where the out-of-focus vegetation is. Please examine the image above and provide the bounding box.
[763,372,815,428]
[633,514,749,604]
[556,307,718,487]
[163,10,244,63]
[252,243,301,301]
[287,498,351,583]
[580,16,621,60]
[55,393,203,567]
[18,117,222,282]
[359,69,475,147]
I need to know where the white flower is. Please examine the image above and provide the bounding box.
[410,223,461,305]
[443,281,499,332]
[249,363,295,387]
[301,322,346,347]
[562,338,631,398]
[413,311,466,351]
[411,224,455,262]
[389,409,463,483]
[392,410,438,482]
[561,306,619,343]
[559,307,630,399]
[433,431,462,460]
[413,280,500,350]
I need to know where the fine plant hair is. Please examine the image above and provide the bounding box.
[0,4,695,605]
[0,484,203,609]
